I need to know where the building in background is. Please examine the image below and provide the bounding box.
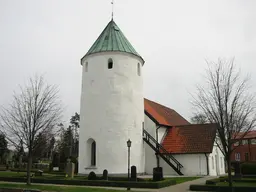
[231,131,256,162]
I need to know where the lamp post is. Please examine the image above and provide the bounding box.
[127,139,132,191]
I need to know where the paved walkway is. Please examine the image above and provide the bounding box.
[158,176,216,192]
[0,176,217,192]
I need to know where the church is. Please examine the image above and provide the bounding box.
[78,18,225,176]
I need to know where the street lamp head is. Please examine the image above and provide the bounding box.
[127,139,131,148]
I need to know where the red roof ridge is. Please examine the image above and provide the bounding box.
[145,98,175,111]
[144,98,190,127]
[174,123,219,127]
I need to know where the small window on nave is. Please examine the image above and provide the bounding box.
[137,63,141,76]
[85,62,88,72]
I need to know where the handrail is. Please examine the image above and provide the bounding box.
[143,129,183,168]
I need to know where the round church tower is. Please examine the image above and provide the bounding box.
[79,19,145,175]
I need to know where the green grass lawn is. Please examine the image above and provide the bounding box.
[0,183,132,192]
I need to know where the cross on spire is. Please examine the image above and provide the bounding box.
[111,0,114,20]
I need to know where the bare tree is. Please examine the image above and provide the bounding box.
[190,113,208,124]
[192,58,256,189]
[0,75,62,185]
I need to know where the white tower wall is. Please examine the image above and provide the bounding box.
[79,52,145,175]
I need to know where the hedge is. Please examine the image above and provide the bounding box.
[9,169,50,173]
[241,163,256,175]
[205,178,219,185]
[190,184,256,192]
[206,177,256,185]
[6,169,65,176]
[190,184,216,191]
[243,175,256,179]
[0,177,176,189]
[0,188,40,192]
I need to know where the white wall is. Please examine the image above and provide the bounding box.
[208,145,226,176]
[158,127,167,143]
[79,51,144,175]
[157,154,208,176]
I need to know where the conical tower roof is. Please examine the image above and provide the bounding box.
[82,19,144,63]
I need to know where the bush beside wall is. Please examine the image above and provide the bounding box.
[241,163,256,175]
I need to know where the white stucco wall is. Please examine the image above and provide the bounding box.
[158,127,167,143]
[79,52,144,175]
[208,145,226,176]
[159,153,208,176]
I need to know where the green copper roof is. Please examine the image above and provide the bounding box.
[83,19,144,63]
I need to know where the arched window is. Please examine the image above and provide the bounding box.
[137,63,141,76]
[91,141,96,166]
[108,58,113,69]
[85,62,88,72]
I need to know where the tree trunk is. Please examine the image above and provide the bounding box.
[227,154,233,192]
[18,156,22,169]
[26,150,32,185]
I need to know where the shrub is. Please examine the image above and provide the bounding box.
[241,163,256,175]
[205,178,219,185]
[88,171,97,180]
[102,169,108,180]
[153,167,163,181]
[131,166,137,181]
[190,184,217,191]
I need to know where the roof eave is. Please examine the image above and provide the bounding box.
[161,151,213,155]
[80,51,145,66]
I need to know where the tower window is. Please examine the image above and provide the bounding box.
[85,62,88,72]
[108,58,113,69]
[91,141,96,166]
[137,63,141,76]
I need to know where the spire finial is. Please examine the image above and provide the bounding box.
[111,0,114,20]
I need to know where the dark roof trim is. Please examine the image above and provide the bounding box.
[81,51,144,65]
[144,110,172,128]
[161,152,212,155]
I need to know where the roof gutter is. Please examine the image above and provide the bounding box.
[156,125,161,144]
[205,153,209,176]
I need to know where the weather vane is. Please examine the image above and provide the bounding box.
[111,0,114,20]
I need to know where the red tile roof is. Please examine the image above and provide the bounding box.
[233,130,256,140]
[144,98,190,127]
[161,124,217,154]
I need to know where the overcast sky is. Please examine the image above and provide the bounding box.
[0,0,256,125]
